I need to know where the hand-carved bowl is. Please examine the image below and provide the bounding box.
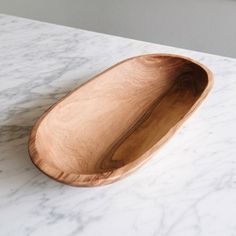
[28,54,213,186]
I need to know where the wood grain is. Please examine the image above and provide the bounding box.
[28,54,213,186]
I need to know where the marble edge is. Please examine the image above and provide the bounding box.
[1,13,236,62]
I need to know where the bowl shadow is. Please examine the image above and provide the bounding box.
[0,76,92,193]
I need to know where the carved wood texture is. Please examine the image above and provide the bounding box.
[28,54,213,186]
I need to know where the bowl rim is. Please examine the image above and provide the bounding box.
[28,53,214,187]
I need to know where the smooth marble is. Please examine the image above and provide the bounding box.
[0,14,236,236]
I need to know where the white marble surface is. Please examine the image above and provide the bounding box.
[0,14,236,236]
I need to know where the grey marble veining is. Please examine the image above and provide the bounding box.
[1,14,236,236]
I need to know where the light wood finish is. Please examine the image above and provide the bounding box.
[28,54,213,187]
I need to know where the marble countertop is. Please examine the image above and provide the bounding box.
[1,14,236,236]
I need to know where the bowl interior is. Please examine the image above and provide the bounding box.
[33,55,208,175]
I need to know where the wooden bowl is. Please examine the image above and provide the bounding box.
[28,54,213,187]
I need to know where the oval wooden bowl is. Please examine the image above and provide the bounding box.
[28,54,213,187]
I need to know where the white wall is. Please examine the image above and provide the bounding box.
[0,0,235,57]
